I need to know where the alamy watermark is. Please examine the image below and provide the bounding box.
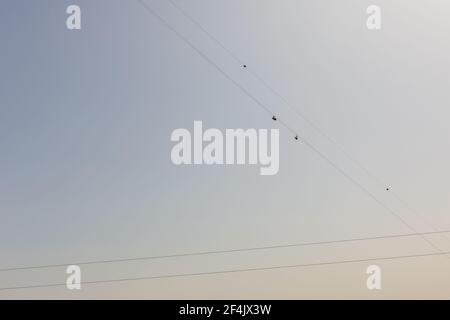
[66,265,81,290]
[367,5,381,30]
[170,121,279,175]
[366,265,382,290]
[66,5,81,30]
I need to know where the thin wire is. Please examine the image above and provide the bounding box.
[167,0,245,66]
[135,0,445,255]
[2,229,449,273]
[166,0,448,243]
[1,249,449,291]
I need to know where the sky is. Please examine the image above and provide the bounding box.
[0,0,450,299]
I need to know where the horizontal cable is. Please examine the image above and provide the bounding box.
[1,249,449,291]
[1,229,449,273]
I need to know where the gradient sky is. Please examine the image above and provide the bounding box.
[0,0,449,299]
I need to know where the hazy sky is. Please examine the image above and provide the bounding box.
[1,0,449,299]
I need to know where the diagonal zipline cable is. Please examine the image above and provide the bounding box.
[1,229,449,273]
[135,0,446,255]
[1,249,449,291]
[166,0,449,245]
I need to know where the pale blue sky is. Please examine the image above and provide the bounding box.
[1,0,449,298]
